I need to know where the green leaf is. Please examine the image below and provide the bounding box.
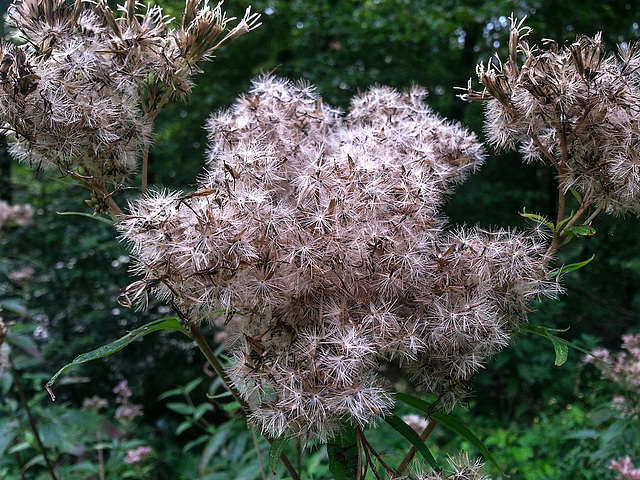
[519,211,555,231]
[556,211,575,231]
[193,403,214,421]
[184,377,204,394]
[520,323,568,366]
[268,435,291,474]
[327,424,359,480]
[564,224,596,238]
[430,411,505,475]
[46,317,189,399]
[394,392,436,413]
[520,323,597,366]
[0,299,28,316]
[547,255,595,278]
[385,413,439,471]
[568,188,582,204]
[0,419,18,460]
[56,211,114,225]
[176,420,195,436]
[166,402,195,416]
[395,392,504,474]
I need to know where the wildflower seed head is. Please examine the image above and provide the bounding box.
[2,0,259,182]
[120,76,557,440]
[463,19,640,215]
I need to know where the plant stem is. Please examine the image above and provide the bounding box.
[12,439,27,480]
[251,427,268,480]
[187,322,302,480]
[10,361,59,480]
[396,419,438,475]
[188,322,249,410]
[97,432,105,480]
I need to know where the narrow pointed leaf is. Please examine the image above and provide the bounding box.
[384,413,438,470]
[520,323,597,365]
[568,188,582,204]
[56,211,114,225]
[268,436,291,474]
[519,211,555,230]
[547,255,595,279]
[395,392,503,474]
[46,317,188,399]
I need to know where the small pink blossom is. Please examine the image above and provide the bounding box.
[610,457,640,480]
[82,396,108,411]
[113,380,132,403]
[124,445,152,464]
[115,404,144,421]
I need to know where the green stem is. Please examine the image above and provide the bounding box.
[187,322,302,480]
[10,361,59,480]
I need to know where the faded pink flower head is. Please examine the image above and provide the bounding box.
[124,445,152,464]
[610,457,640,480]
[115,403,143,421]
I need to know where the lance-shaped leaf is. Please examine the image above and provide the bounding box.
[547,254,595,279]
[46,317,188,400]
[395,392,504,475]
[268,436,291,474]
[520,323,595,366]
[385,413,439,471]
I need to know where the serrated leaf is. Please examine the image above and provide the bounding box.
[385,413,439,471]
[547,255,595,278]
[46,317,189,399]
[268,435,291,474]
[327,424,359,480]
[395,392,503,474]
[520,323,597,366]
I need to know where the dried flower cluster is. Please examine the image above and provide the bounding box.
[585,333,640,418]
[0,0,259,183]
[461,18,640,215]
[119,75,557,441]
[394,453,491,480]
[0,200,34,227]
